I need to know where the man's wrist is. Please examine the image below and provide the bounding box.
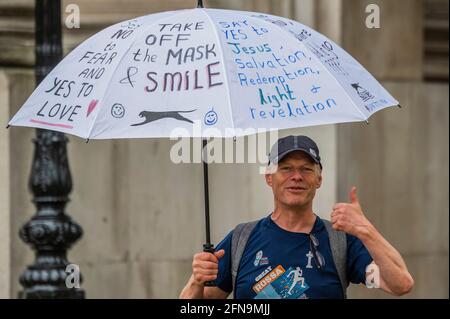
[191,281,204,289]
[181,276,205,299]
[189,276,206,289]
[357,222,379,243]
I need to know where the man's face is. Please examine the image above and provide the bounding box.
[265,151,322,210]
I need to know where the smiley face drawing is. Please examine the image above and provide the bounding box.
[204,108,218,126]
[111,103,125,118]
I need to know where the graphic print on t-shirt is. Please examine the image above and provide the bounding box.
[254,265,310,299]
[306,251,314,269]
[253,250,269,266]
[253,265,285,294]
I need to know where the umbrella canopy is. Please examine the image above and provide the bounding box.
[8,7,398,139]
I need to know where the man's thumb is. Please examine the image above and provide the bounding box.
[349,186,359,204]
[214,249,225,259]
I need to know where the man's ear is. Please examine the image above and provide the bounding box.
[265,172,273,187]
[316,169,323,189]
[265,163,277,187]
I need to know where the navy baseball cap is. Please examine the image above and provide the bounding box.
[268,135,322,169]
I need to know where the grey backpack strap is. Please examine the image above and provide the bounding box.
[323,219,349,298]
[231,221,258,293]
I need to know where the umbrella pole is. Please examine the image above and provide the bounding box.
[202,138,216,286]
[202,138,212,247]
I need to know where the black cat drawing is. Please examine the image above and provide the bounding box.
[131,110,196,126]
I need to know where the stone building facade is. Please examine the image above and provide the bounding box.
[0,0,448,298]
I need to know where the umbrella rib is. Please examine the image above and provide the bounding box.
[247,15,370,123]
[85,9,197,140]
[200,8,237,138]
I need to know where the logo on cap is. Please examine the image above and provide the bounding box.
[309,148,317,158]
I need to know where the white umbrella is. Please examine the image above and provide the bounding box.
[8,0,399,284]
[8,2,398,139]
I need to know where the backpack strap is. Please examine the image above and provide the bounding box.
[323,219,349,298]
[231,220,258,295]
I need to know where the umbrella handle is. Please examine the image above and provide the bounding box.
[202,137,216,287]
[203,243,217,287]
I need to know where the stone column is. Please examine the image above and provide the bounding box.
[0,72,12,298]
[336,0,448,298]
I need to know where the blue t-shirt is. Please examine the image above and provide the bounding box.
[215,214,373,299]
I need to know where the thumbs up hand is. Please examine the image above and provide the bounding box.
[331,186,372,238]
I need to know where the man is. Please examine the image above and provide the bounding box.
[180,135,414,299]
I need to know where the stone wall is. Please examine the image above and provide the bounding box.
[339,0,449,298]
[0,0,448,298]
